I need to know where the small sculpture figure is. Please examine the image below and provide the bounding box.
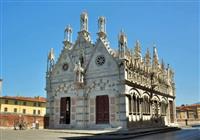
[74,61,84,83]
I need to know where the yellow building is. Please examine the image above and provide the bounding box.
[0,96,46,128]
[176,104,200,127]
[176,104,200,121]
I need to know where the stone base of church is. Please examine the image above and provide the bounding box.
[47,94,176,130]
[47,118,176,130]
[47,122,176,130]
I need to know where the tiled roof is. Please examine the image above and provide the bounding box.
[0,96,46,103]
[176,104,200,111]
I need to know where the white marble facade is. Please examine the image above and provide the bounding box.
[46,12,176,129]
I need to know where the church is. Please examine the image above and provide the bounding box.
[46,12,176,129]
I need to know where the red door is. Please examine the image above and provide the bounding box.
[96,95,109,124]
[60,97,70,124]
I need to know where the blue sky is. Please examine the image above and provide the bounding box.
[0,0,199,106]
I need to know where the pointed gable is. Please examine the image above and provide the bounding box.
[51,48,74,78]
[86,38,118,75]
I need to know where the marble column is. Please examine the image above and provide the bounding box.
[139,98,142,119]
[135,96,138,121]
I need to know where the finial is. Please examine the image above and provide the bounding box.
[80,11,88,31]
[161,59,165,70]
[135,40,141,49]
[136,40,140,47]
[134,40,141,59]
[98,16,106,33]
[146,48,150,57]
[47,48,55,73]
[48,48,55,61]
[64,25,72,42]
[118,30,128,59]
[98,16,106,38]
[152,44,160,69]
[65,25,72,33]
[153,46,159,61]
[118,29,127,44]
[145,48,151,66]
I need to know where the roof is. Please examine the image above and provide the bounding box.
[0,96,46,103]
[176,107,194,112]
[176,104,200,112]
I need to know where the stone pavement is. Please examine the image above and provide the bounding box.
[0,126,181,140]
[44,127,121,135]
[0,129,90,140]
[45,126,181,140]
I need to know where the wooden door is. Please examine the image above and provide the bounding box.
[60,97,70,124]
[96,95,109,124]
[44,116,49,128]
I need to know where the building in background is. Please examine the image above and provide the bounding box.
[0,96,46,129]
[46,12,176,129]
[176,104,200,126]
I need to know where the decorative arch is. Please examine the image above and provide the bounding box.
[161,97,168,104]
[151,95,160,102]
[128,88,141,116]
[129,88,141,98]
[161,97,168,115]
[142,92,151,115]
[142,92,150,99]
[151,95,160,117]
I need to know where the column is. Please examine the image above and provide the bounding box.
[130,95,133,122]
[150,100,152,118]
[131,95,133,114]
[139,98,142,119]
[135,96,138,121]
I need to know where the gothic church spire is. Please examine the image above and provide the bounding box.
[97,16,106,38]
[152,45,160,70]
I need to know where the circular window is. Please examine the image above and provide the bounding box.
[95,55,105,66]
[62,63,68,71]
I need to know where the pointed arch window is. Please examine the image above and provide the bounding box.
[161,101,167,116]
[143,96,150,115]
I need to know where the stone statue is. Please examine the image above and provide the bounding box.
[74,61,84,83]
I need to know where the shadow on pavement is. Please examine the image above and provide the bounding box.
[58,127,182,140]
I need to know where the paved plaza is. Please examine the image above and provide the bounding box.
[0,127,199,140]
[132,127,200,140]
[0,129,91,140]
